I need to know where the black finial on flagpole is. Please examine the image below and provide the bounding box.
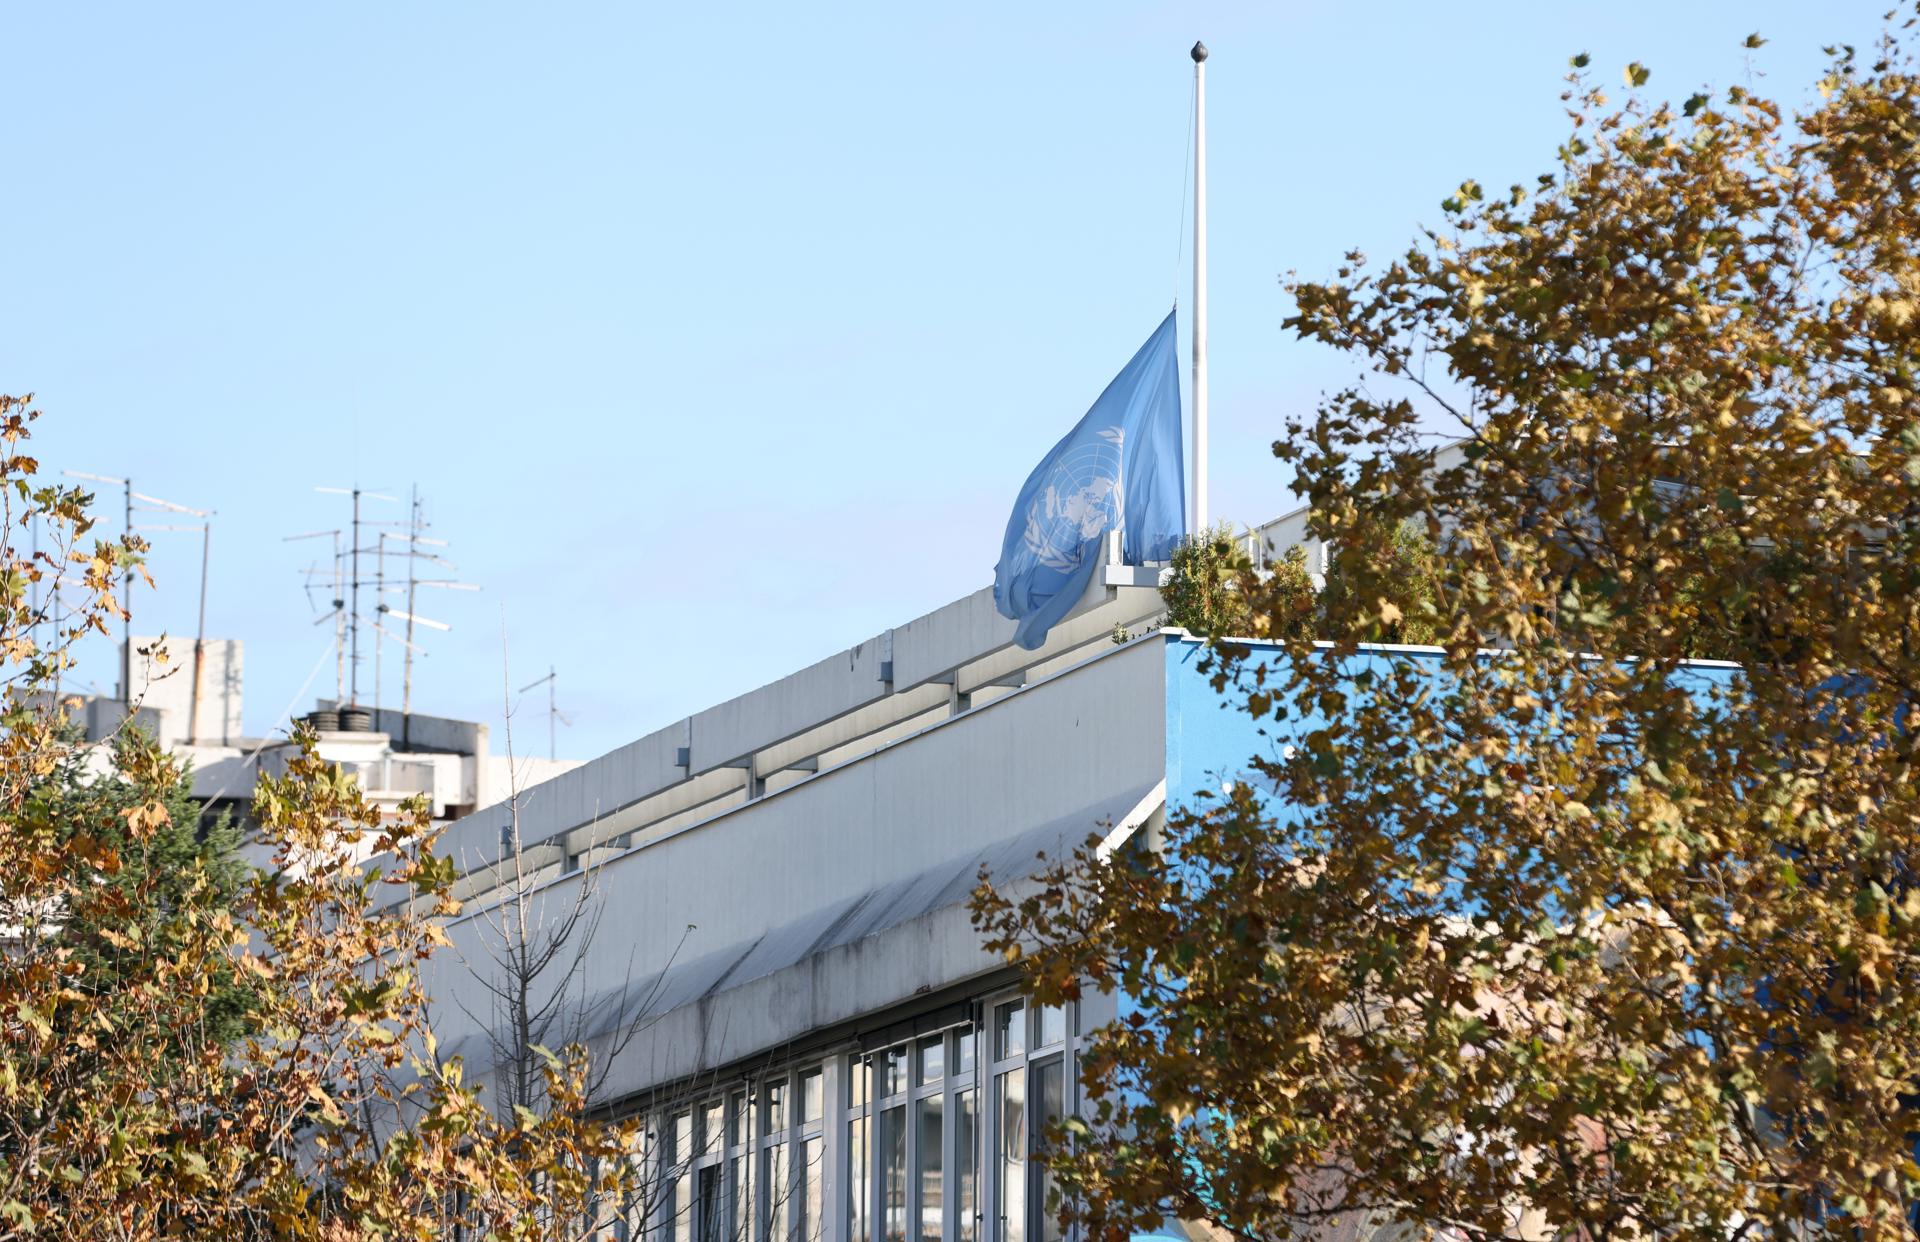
[1191,41,1208,63]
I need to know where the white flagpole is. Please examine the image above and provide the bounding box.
[1190,40,1210,534]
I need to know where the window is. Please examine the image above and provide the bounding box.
[700,1167,725,1242]
[801,1070,824,1127]
[993,1073,1024,1242]
[849,1060,872,1242]
[1035,1006,1066,1051]
[767,1081,789,1135]
[955,1086,978,1242]
[637,993,1089,1242]
[917,1092,944,1242]
[865,1026,978,1242]
[760,1079,789,1242]
[912,1040,946,1242]
[802,1136,825,1242]
[984,996,1080,1242]
[994,1004,1024,1061]
[691,1099,726,1242]
[880,1102,907,1242]
[1029,1061,1063,1242]
[673,1112,694,1242]
[727,1090,755,1242]
[797,1071,825,1242]
[917,1036,944,1087]
[744,1067,827,1242]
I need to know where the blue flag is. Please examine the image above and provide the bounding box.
[993,309,1186,650]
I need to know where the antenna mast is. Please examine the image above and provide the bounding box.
[301,486,475,740]
[389,487,475,747]
[67,472,215,731]
[311,486,399,709]
[516,665,569,762]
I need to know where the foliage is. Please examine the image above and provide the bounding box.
[1161,521,1441,645]
[1318,516,1447,647]
[0,393,650,1240]
[1161,525,1257,637]
[32,724,252,1049]
[977,19,1920,1242]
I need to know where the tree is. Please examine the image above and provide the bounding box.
[977,17,1920,1242]
[1161,526,1263,639]
[32,723,252,1049]
[450,655,686,1126]
[1160,521,1444,646]
[0,393,653,1240]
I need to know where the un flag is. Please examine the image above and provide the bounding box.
[993,310,1186,650]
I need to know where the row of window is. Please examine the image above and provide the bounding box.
[640,996,1081,1242]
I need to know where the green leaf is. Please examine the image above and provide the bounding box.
[15,1004,50,1040]
[1744,32,1767,50]
[1571,51,1591,69]
[1625,62,1651,87]
[1684,92,1709,116]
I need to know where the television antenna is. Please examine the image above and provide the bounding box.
[62,471,214,723]
[382,487,477,746]
[284,528,345,702]
[516,665,571,762]
[308,486,398,708]
[295,486,476,741]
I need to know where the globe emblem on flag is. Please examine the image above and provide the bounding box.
[1020,427,1125,572]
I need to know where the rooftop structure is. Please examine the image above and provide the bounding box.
[74,636,583,850]
[425,504,1324,911]
[405,499,1349,1242]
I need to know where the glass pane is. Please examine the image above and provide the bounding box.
[955,1028,975,1079]
[1032,1062,1064,1242]
[851,1058,870,1111]
[880,1104,908,1242]
[800,1070,823,1126]
[994,1004,1025,1061]
[676,1107,696,1242]
[731,1092,752,1150]
[995,1072,1025,1242]
[702,1101,726,1156]
[956,1089,978,1242]
[731,1154,752,1242]
[885,1045,909,1097]
[916,1093,945,1242]
[917,1036,945,1086]
[1036,1005,1066,1049]
[766,1081,788,1136]
[764,1143,789,1242]
[700,1166,725,1242]
[802,1136,824,1242]
[849,1112,871,1242]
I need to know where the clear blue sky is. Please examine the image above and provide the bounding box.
[0,2,1884,760]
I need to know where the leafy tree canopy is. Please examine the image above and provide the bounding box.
[29,723,253,1049]
[0,394,653,1240]
[980,17,1920,1242]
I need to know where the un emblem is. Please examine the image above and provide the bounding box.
[1020,427,1125,572]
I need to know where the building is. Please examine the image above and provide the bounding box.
[75,635,583,856]
[411,504,1334,1242]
